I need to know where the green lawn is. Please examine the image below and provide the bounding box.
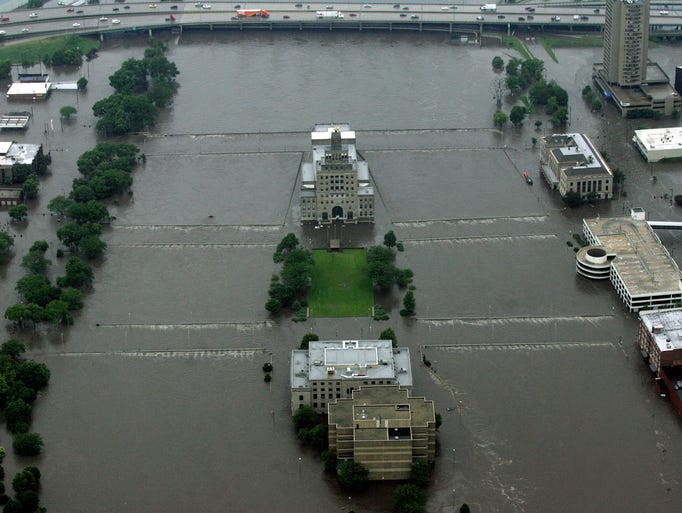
[0,36,99,65]
[308,249,374,318]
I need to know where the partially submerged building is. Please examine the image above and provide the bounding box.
[637,308,682,417]
[540,133,613,200]
[290,339,412,414]
[327,385,436,480]
[632,127,682,162]
[300,124,374,225]
[578,208,682,311]
[0,141,44,183]
[6,74,51,101]
[593,0,682,117]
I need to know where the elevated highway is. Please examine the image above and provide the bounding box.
[0,2,682,39]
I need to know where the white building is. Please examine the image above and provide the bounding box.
[290,339,412,414]
[580,208,682,311]
[632,127,682,162]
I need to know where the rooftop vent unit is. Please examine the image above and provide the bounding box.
[327,367,335,374]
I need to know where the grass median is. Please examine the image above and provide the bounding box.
[308,249,374,318]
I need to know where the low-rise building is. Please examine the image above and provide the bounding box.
[300,124,374,225]
[637,308,682,417]
[327,385,436,480]
[0,141,44,183]
[0,188,21,206]
[290,339,412,414]
[539,133,613,200]
[632,127,682,162]
[580,208,682,311]
[6,74,51,101]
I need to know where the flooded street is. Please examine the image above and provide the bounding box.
[0,29,680,512]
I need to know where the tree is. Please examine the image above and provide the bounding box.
[11,467,40,495]
[59,288,83,310]
[379,327,398,348]
[21,251,50,275]
[460,505,471,513]
[551,106,569,127]
[582,85,592,96]
[293,406,317,431]
[77,76,88,91]
[409,461,432,488]
[493,110,507,129]
[8,205,28,223]
[337,460,369,491]
[274,233,299,262]
[4,304,31,329]
[21,175,39,200]
[510,105,526,127]
[535,120,542,130]
[0,60,11,79]
[401,291,416,317]
[300,333,319,350]
[321,449,337,472]
[591,98,602,111]
[56,257,93,289]
[492,55,504,71]
[298,424,327,450]
[16,275,59,307]
[16,361,49,392]
[47,195,73,217]
[12,433,43,456]
[562,190,582,208]
[44,300,73,325]
[367,246,397,290]
[0,231,14,261]
[4,400,31,434]
[265,298,282,315]
[60,106,77,119]
[66,200,110,225]
[383,230,397,248]
[0,339,26,360]
[79,234,106,259]
[393,484,427,513]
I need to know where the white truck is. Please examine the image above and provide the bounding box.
[480,4,497,11]
[316,10,344,18]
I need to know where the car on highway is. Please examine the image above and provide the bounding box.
[67,8,74,12]
[195,2,203,6]
[393,3,400,7]
[362,4,371,8]
[29,12,38,18]
[295,3,302,7]
[149,3,157,8]
[112,7,119,11]
[476,15,484,20]
[402,6,409,10]
[0,31,5,35]
[202,4,212,8]
[0,17,9,22]
[283,15,290,18]
[525,7,535,12]
[124,5,130,8]
[100,17,109,22]
[551,15,560,22]
[231,16,238,20]
[410,14,418,19]
[76,10,83,13]
[526,15,534,20]
[593,8,600,13]
[518,16,525,21]
[497,14,505,19]
[580,16,589,21]
[171,5,178,9]
[72,22,81,27]
[112,19,121,24]
[21,28,29,32]
[399,12,406,17]
[441,6,449,10]
[349,12,357,17]
[660,10,670,15]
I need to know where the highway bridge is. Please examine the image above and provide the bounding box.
[0,2,682,39]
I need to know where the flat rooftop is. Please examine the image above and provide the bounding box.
[633,127,682,152]
[291,340,412,388]
[544,133,610,176]
[639,308,682,352]
[584,216,682,298]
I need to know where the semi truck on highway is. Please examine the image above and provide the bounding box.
[316,10,344,18]
[236,9,270,18]
[480,4,497,11]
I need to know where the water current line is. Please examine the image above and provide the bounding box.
[96,321,272,331]
[34,348,266,358]
[394,214,548,226]
[418,314,612,325]
[403,233,556,244]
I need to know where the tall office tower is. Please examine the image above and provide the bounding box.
[602,0,650,87]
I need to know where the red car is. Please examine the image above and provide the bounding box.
[67,8,74,12]
[0,17,9,22]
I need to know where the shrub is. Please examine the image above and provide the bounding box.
[300,333,319,350]
[12,433,43,456]
[337,460,368,491]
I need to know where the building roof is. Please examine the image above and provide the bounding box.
[633,127,682,152]
[0,142,41,168]
[291,340,413,389]
[584,215,682,297]
[639,308,682,352]
[543,133,612,177]
[0,188,21,199]
[6,81,51,97]
[328,385,435,429]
